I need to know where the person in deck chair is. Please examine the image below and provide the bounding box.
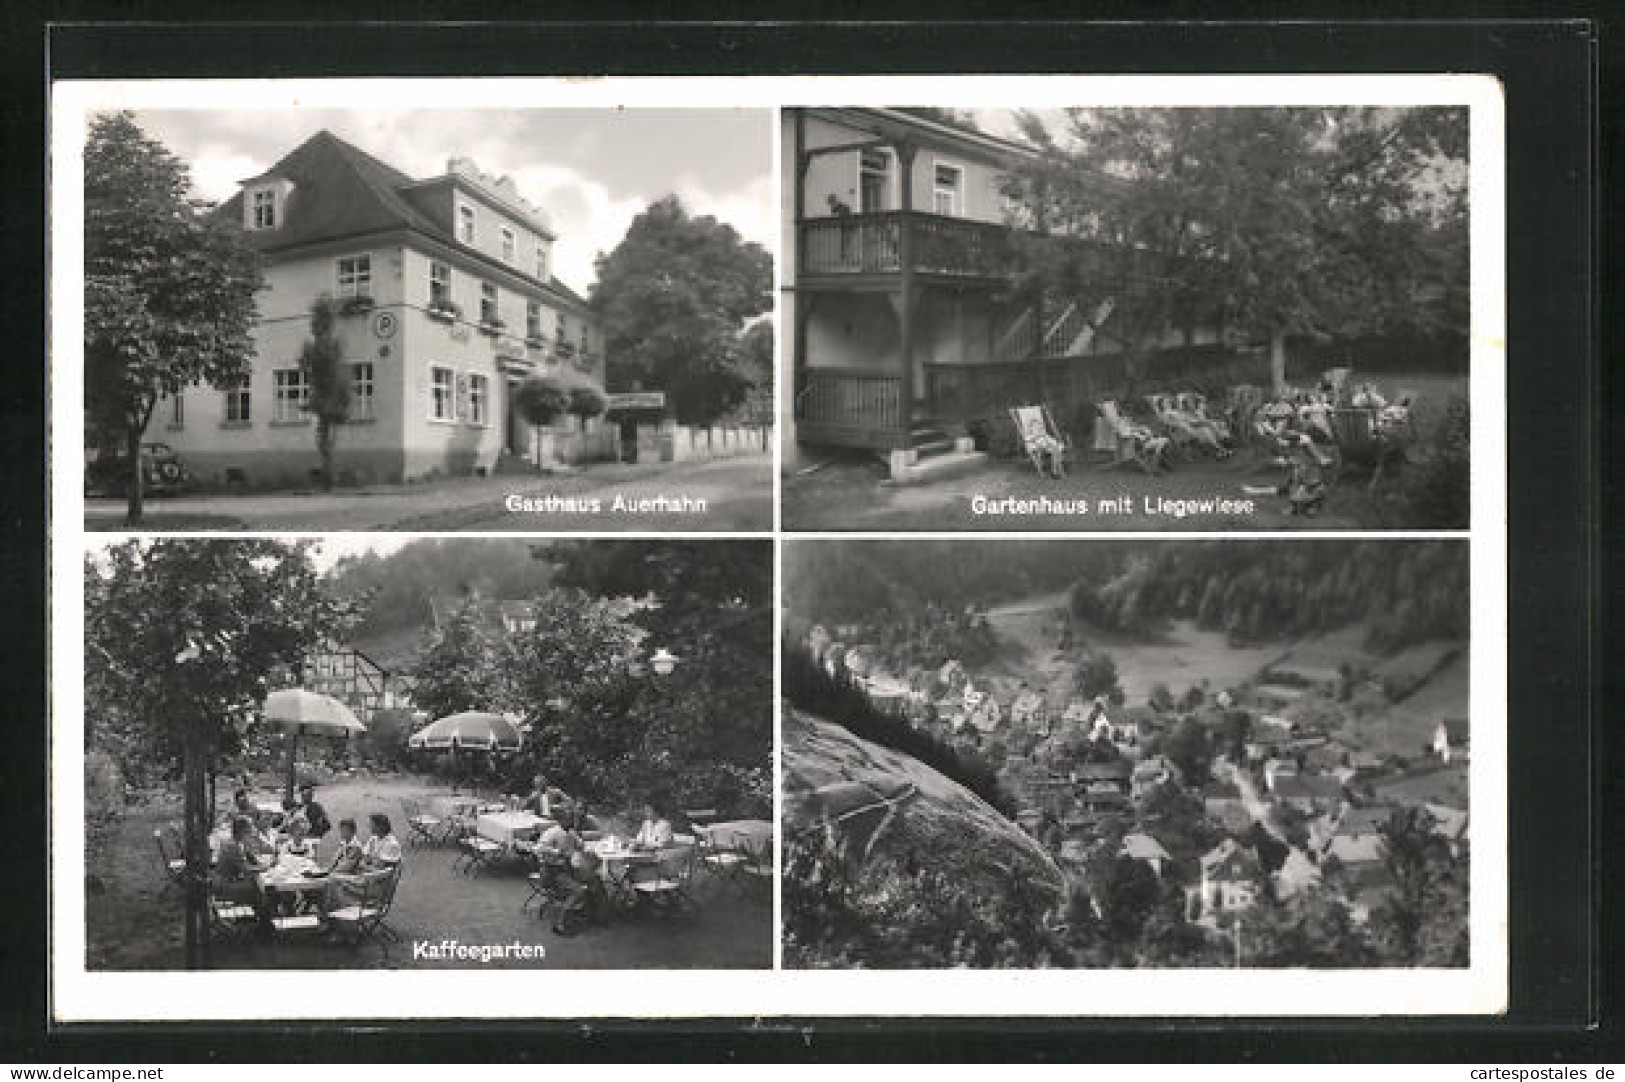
[1019,412,1067,478]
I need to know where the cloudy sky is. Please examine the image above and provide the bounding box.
[132,108,773,295]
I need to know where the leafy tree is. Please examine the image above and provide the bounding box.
[84,112,263,523]
[1004,107,1467,392]
[1072,652,1122,702]
[83,540,347,966]
[513,376,570,466]
[592,196,772,425]
[1244,886,1375,967]
[1369,806,1469,966]
[410,597,511,720]
[1163,717,1213,786]
[297,297,350,490]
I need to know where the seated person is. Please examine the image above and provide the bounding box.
[297,783,332,840]
[522,774,573,820]
[1297,393,1337,444]
[631,802,674,852]
[211,816,266,907]
[1018,413,1066,479]
[231,788,254,817]
[325,818,365,875]
[535,813,604,934]
[361,813,403,870]
[282,814,313,857]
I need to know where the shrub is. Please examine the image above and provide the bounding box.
[567,385,608,421]
[1397,393,1470,529]
[513,376,570,427]
[85,748,126,824]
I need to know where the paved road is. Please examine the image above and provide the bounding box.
[86,454,774,532]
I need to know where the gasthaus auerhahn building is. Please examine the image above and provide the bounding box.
[147,130,611,486]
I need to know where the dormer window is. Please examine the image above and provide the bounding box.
[250,187,277,230]
[458,203,477,245]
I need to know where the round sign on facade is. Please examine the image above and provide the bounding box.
[372,310,398,339]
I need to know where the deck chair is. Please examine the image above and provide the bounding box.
[1151,394,1232,458]
[1177,392,1236,448]
[1096,401,1170,475]
[1008,405,1070,479]
[325,865,402,957]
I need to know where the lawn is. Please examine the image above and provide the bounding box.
[784,372,1469,532]
[87,773,773,971]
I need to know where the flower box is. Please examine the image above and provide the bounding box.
[339,295,376,316]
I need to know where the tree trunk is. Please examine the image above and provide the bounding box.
[123,424,145,525]
[317,421,335,491]
[285,730,299,805]
[182,711,208,969]
[1269,328,1289,394]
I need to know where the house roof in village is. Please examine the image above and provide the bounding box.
[1201,839,1260,882]
[1122,832,1170,863]
[1274,773,1343,803]
[214,129,587,311]
[1325,833,1385,866]
[1335,805,1396,837]
[1424,802,1469,840]
[1437,718,1470,744]
[1076,761,1132,781]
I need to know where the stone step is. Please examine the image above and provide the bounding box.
[890,449,989,484]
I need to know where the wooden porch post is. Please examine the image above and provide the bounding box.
[895,141,919,420]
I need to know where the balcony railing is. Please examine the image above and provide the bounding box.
[795,369,906,449]
[799,211,1014,279]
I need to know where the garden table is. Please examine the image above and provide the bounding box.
[477,810,550,845]
[697,819,773,857]
[588,838,661,905]
[257,853,326,903]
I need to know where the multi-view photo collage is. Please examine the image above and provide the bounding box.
[54,78,1501,1019]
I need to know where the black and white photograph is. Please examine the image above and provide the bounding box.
[74,98,774,531]
[783,539,1475,970]
[782,105,1474,532]
[80,537,773,971]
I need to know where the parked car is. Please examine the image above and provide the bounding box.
[85,442,192,496]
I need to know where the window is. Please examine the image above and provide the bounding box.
[251,188,277,230]
[428,260,451,305]
[224,379,251,423]
[272,369,309,422]
[457,203,477,244]
[859,148,893,213]
[557,313,569,340]
[500,226,516,263]
[350,362,375,421]
[336,254,372,298]
[169,393,185,428]
[534,245,548,281]
[933,163,963,216]
[526,301,543,341]
[480,282,499,325]
[468,374,489,426]
[429,366,456,421]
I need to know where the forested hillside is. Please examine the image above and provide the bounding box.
[788,541,1467,653]
[324,539,553,641]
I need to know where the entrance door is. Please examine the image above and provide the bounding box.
[505,379,528,456]
[859,148,892,213]
[619,416,639,463]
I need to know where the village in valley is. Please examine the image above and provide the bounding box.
[786,547,1471,966]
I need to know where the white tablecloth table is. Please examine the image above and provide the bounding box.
[257,853,326,900]
[477,810,549,845]
[697,819,773,857]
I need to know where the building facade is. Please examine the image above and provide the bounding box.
[148,131,609,486]
[780,107,1230,478]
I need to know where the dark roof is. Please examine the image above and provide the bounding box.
[1077,761,1132,780]
[213,130,587,310]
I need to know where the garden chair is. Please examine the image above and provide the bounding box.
[401,797,450,847]
[694,831,751,896]
[154,827,188,892]
[629,843,698,916]
[325,865,402,957]
[207,883,261,944]
[1176,392,1236,449]
[1008,405,1070,478]
[454,832,504,876]
[1095,400,1170,475]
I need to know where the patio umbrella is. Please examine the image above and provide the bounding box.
[407,711,524,752]
[262,688,366,802]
